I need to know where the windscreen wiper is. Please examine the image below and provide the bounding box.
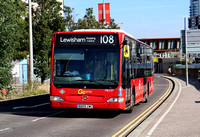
[76,80,112,89]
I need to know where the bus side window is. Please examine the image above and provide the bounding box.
[130,41,136,78]
[135,42,141,78]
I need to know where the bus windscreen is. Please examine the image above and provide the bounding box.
[53,47,120,89]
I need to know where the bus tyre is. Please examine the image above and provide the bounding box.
[142,84,149,103]
[125,106,133,113]
[142,93,148,103]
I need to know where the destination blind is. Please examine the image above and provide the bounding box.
[55,33,119,47]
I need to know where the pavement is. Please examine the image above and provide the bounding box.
[129,75,200,137]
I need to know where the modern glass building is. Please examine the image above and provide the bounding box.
[190,0,200,17]
[189,0,200,29]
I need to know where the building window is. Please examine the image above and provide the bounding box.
[143,40,150,45]
[150,40,158,50]
[159,40,167,50]
[168,40,176,49]
[177,40,180,49]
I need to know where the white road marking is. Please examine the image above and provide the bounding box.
[32,111,65,122]
[0,128,10,132]
[13,102,50,110]
[146,79,182,137]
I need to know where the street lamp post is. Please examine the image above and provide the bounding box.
[28,0,34,87]
[185,17,189,86]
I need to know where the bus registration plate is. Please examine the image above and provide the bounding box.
[77,104,93,109]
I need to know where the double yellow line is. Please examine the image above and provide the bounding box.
[112,79,173,137]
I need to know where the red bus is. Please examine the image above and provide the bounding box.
[50,29,154,112]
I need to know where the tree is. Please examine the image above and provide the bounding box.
[64,7,118,31]
[64,6,77,31]
[106,18,118,29]
[13,1,28,60]
[32,0,66,83]
[0,0,26,91]
[77,8,100,29]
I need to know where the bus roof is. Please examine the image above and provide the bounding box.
[73,29,134,38]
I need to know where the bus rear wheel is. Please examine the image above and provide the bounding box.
[142,83,149,103]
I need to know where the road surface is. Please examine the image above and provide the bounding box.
[0,75,169,137]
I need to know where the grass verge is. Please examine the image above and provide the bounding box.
[0,82,49,101]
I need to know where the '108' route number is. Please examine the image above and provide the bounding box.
[100,35,114,44]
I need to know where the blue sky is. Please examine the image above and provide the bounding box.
[64,0,189,39]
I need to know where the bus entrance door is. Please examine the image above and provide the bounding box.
[125,56,131,108]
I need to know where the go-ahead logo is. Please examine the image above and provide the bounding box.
[78,89,92,94]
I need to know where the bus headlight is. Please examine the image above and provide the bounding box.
[50,96,64,101]
[107,97,124,103]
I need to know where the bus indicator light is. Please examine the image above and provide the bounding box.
[118,87,122,92]
[118,91,122,97]
[118,87,123,97]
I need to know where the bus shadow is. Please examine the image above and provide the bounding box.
[54,109,121,119]
[0,94,134,119]
[0,100,121,119]
[54,103,144,118]
[8,109,120,119]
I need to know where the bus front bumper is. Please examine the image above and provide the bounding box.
[50,101,125,110]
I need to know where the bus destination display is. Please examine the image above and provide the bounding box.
[55,33,118,47]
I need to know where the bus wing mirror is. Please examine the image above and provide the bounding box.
[123,45,130,58]
[47,58,51,69]
[47,50,52,69]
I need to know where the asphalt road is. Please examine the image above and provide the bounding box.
[0,75,169,137]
